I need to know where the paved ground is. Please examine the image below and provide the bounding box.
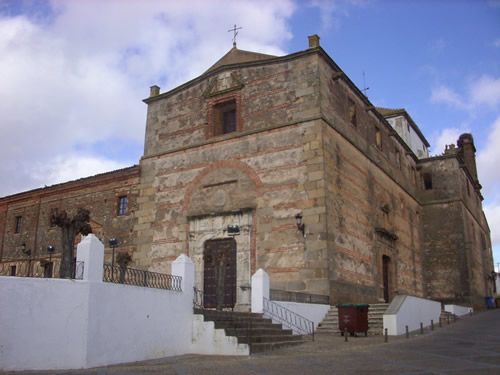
[5,310,500,375]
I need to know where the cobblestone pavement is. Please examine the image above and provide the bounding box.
[4,310,500,375]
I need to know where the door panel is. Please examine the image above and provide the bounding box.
[203,238,236,309]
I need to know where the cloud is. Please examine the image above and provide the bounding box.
[0,0,296,197]
[430,86,468,110]
[470,75,500,108]
[430,75,500,112]
[308,0,368,31]
[477,116,500,199]
[430,126,469,155]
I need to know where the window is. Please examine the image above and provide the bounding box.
[213,100,236,135]
[10,265,16,276]
[348,98,357,126]
[423,173,433,190]
[117,196,128,216]
[375,128,382,150]
[49,208,58,227]
[395,149,401,169]
[14,216,22,233]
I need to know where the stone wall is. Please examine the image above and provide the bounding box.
[0,166,139,265]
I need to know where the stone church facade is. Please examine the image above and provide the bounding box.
[0,35,494,310]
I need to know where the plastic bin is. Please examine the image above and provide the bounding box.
[485,296,495,309]
[337,304,369,336]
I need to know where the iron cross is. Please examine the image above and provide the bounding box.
[228,24,242,47]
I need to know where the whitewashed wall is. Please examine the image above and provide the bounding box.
[251,268,329,334]
[383,295,441,336]
[444,304,473,316]
[274,301,330,331]
[0,235,252,371]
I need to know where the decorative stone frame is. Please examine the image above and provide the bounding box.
[206,93,242,138]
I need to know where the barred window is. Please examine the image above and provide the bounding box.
[117,196,128,216]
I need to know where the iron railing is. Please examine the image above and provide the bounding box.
[263,297,315,340]
[193,287,204,309]
[270,289,330,305]
[103,263,182,291]
[0,259,84,280]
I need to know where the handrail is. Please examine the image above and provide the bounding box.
[270,289,330,305]
[103,263,182,291]
[263,297,315,340]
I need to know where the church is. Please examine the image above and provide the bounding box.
[0,35,494,310]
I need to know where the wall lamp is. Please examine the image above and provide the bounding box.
[108,238,118,268]
[295,213,305,237]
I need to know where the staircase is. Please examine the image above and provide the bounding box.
[194,308,307,353]
[317,303,389,336]
[439,310,458,325]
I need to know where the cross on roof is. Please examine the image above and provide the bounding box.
[228,24,242,47]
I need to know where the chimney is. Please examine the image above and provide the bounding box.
[308,34,320,48]
[457,133,479,185]
[150,85,160,97]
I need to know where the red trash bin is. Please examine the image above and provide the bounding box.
[337,304,369,336]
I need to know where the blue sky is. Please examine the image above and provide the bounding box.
[0,0,499,267]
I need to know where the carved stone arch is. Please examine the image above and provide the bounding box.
[183,160,262,216]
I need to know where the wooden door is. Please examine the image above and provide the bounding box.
[203,238,237,309]
[382,255,391,303]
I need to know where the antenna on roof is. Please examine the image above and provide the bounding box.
[228,24,242,48]
[362,71,370,97]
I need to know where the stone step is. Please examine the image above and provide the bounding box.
[250,340,308,353]
[197,309,307,353]
[238,334,304,344]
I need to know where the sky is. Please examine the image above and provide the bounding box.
[0,0,499,267]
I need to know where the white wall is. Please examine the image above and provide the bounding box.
[273,301,330,332]
[0,277,90,370]
[383,295,441,336]
[1,235,248,371]
[444,304,473,316]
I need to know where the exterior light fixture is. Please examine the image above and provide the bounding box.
[108,238,118,269]
[47,245,55,262]
[227,225,240,236]
[295,213,305,236]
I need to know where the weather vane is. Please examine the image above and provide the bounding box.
[228,24,242,47]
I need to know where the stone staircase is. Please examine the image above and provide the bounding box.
[439,310,458,325]
[194,308,307,353]
[317,303,389,336]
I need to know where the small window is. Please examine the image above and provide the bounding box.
[348,98,357,126]
[10,265,16,276]
[117,196,128,216]
[14,216,22,233]
[423,173,433,190]
[375,128,382,150]
[49,208,58,227]
[395,149,401,169]
[213,100,236,136]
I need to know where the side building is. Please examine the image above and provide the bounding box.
[0,166,139,275]
[0,35,494,310]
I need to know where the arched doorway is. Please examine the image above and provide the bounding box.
[203,238,237,310]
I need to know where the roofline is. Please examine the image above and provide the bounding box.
[382,111,431,148]
[143,45,422,160]
[0,165,140,203]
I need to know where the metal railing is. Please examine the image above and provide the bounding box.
[0,259,84,280]
[270,289,330,305]
[193,287,204,309]
[263,297,315,340]
[103,263,182,291]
